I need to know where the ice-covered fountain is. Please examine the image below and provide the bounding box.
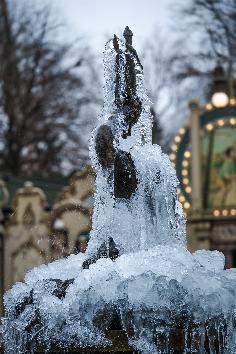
[1,27,236,354]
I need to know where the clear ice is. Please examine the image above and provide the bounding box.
[1,30,236,354]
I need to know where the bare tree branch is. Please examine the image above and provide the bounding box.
[0,0,101,176]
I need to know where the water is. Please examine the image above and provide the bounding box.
[1,31,236,354]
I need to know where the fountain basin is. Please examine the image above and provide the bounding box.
[1,246,236,353]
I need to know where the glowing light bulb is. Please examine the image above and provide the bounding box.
[206,123,213,131]
[217,119,225,126]
[182,160,189,167]
[185,186,192,193]
[212,92,229,108]
[172,144,177,151]
[183,178,189,185]
[179,128,185,135]
[213,210,220,217]
[205,103,213,110]
[184,151,191,159]
[184,202,190,209]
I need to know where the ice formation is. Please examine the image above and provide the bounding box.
[1,28,236,354]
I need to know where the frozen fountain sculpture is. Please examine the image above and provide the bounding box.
[2,27,236,354]
[83,26,186,269]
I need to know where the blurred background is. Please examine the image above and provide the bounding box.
[1,0,236,314]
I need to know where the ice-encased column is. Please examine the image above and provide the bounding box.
[83,27,186,267]
[94,28,144,199]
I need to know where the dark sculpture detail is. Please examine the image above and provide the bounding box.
[82,237,119,269]
[95,125,115,168]
[114,150,137,199]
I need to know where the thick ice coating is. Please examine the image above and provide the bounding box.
[86,34,186,258]
[2,248,236,353]
[1,30,236,354]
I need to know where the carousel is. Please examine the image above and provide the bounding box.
[170,65,236,267]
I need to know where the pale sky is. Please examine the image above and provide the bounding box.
[53,0,173,54]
